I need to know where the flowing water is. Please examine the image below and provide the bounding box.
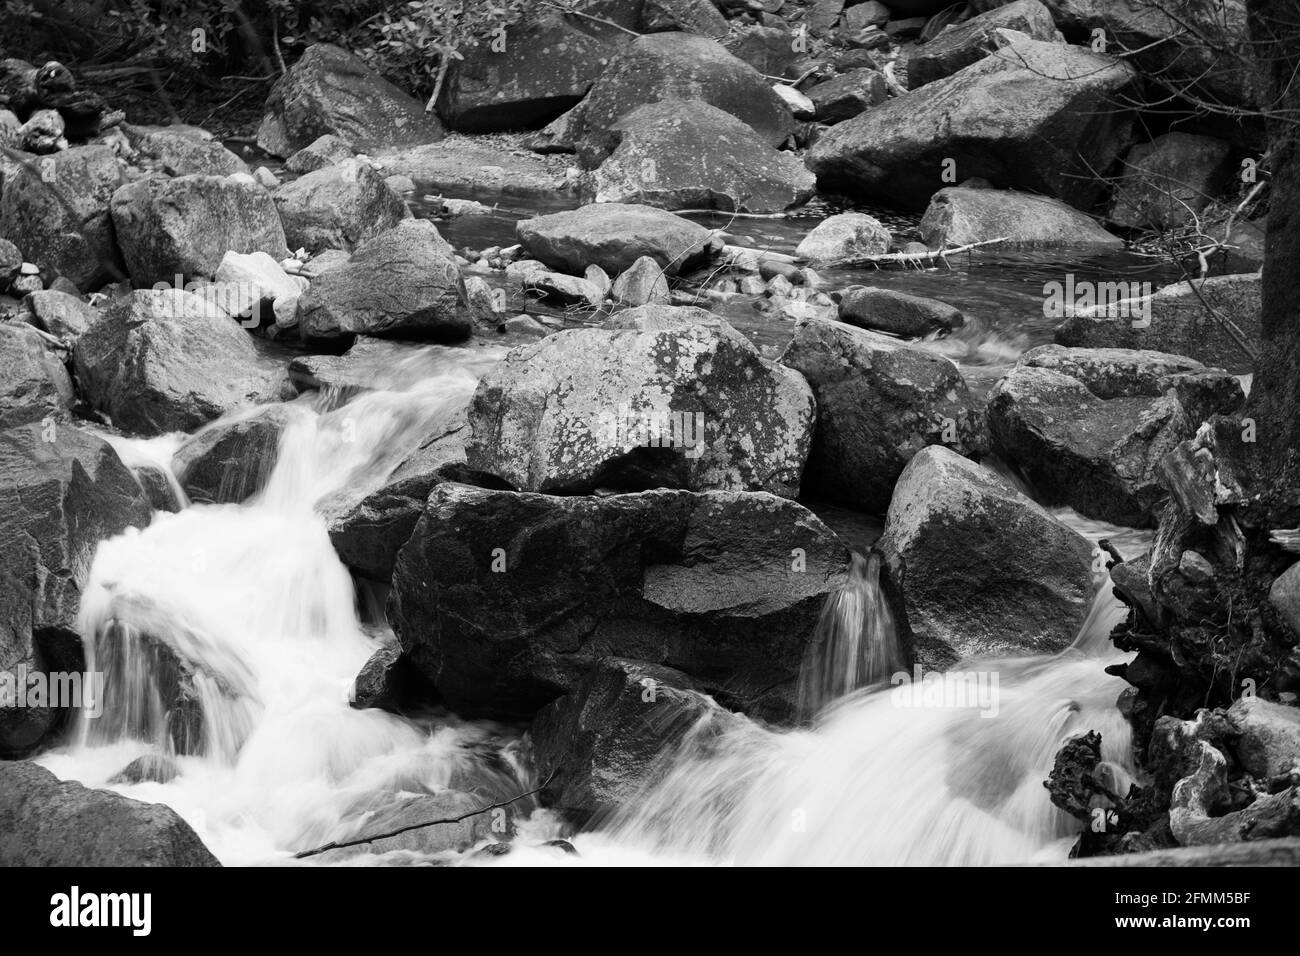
[35,184,1164,866]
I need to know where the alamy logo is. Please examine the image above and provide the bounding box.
[890,664,1000,718]
[50,887,151,936]
[595,404,707,460]
[1042,274,1153,329]
[0,666,103,718]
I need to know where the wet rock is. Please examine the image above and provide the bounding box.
[836,286,963,337]
[0,322,74,428]
[1053,274,1261,375]
[531,658,741,824]
[1108,132,1234,231]
[908,0,1060,90]
[795,212,890,264]
[110,173,289,286]
[584,99,814,214]
[0,760,218,865]
[73,289,284,436]
[920,187,1125,249]
[272,158,409,253]
[807,38,1137,211]
[256,43,443,157]
[109,754,180,786]
[171,404,299,505]
[128,125,249,177]
[571,33,796,162]
[283,133,355,174]
[324,789,500,858]
[516,202,714,277]
[376,140,572,196]
[0,144,126,290]
[21,288,98,340]
[986,345,1244,526]
[0,423,151,756]
[611,255,670,306]
[779,317,984,512]
[350,643,441,715]
[806,68,889,123]
[296,220,470,344]
[390,483,850,720]
[878,445,1095,666]
[466,305,814,496]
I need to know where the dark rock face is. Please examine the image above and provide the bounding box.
[570,33,796,159]
[272,158,409,254]
[171,405,299,505]
[110,174,289,287]
[0,760,219,865]
[389,483,850,721]
[1107,132,1234,231]
[0,144,126,290]
[807,38,1137,211]
[583,99,815,214]
[878,445,1096,668]
[779,317,984,513]
[986,345,1245,527]
[516,202,715,276]
[530,657,740,824]
[0,321,74,428]
[296,220,471,344]
[0,423,151,756]
[806,69,889,124]
[74,289,284,436]
[907,0,1059,90]
[466,306,814,497]
[256,43,444,157]
[350,642,441,715]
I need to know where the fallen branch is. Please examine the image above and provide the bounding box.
[834,236,1010,267]
[293,770,556,860]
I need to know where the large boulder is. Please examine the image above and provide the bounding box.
[0,144,125,290]
[171,404,299,505]
[0,423,151,756]
[256,43,444,157]
[584,99,815,213]
[296,220,470,344]
[0,322,74,428]
[1053,274,1261,375]
[877,445,1096,667]
[1107,133,1233,231]
[0,761,219,865]
[110,174,289,287]
[516,202,714,276]
[921,186,1125,249]
[807,38,1137,211]
[271,158,408,253]
[466,306,814,497]
[570,33,796,161]
[389,483,851,720]
[73,289,284,436]
[530,657,740,824]
[986,344,1245,526]
[908,0,1060,90]
[437,13,625,132]
[779,318,984,512]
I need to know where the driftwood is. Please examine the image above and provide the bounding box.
[835,236,1010,268]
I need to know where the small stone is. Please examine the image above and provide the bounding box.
[1179,550,1215,584]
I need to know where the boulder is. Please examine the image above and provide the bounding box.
[611,255,670,306]
[171,404,299,504]
[921,187,1125,249]
[1053,274,1261,375]
[806,68,889,123]
[296,220,470,344]
[778,317,984,512]
[0,144,125,290]
[0,423,151,755]
[437,13,625,132]
[0,322,74,428]
[350,642,441,714]
[1108,132,1233,231]
[272,158,409,253]
[256,43,443,157]
[109,753,181,786]
[73,289,284,436]
[110,174,289,287]
[721,25,802,79]
[908,0,1060,90]
[878,445,1096,667]
[570,33,796,161]
[1227,697,1300,782]
[795,212,890,264]
[389,483,851,719]
[807,38,1137,211]
[466,306,814,496]
[516,202,714,276]
[836,286,963,337]
[584,99,815,214]
[283,133,355,174]
[21,288,98,340]
[0,760,219,865]
[129,126,249,176]
[986,344,1245,526]
[531,658,740,823]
